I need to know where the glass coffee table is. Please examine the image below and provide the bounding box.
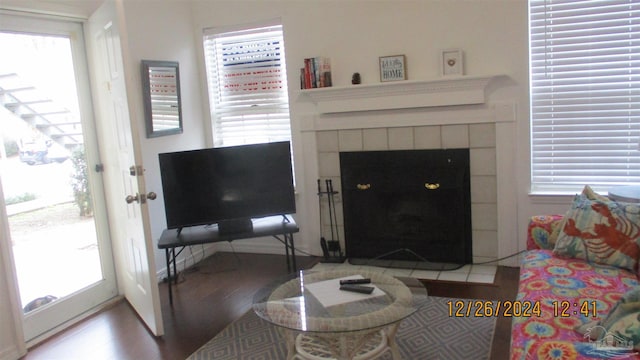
[253,269,428,360]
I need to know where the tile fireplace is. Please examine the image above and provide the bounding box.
[301,75,518,266]
[313,122,499,265]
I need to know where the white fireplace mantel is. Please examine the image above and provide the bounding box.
[299,75,506,114]
[300,73,518,266]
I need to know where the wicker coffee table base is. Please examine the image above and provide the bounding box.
[284,323,401,360]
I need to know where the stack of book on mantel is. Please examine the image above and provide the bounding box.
[301,57,332,89]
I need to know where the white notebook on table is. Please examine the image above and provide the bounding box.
[304,275,385,308]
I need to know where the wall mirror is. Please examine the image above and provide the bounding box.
[141,60,183,138]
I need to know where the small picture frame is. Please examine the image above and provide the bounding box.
[440,49,463,76]
[379,55,407,82]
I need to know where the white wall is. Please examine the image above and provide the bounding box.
[117,0,208,274]
[1,0,575,288]
[186,0,570,265]
[0,1,586,356]
[115,0,575,276]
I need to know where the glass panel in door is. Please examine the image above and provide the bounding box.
[0,21,116,341]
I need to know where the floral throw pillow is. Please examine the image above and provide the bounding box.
[582,184,611,202]
[549,185,610,246]
[553,194,640,272]
[576,286,640,352]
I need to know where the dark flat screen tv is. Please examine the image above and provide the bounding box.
[158,141,296,233]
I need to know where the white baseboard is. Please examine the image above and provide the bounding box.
[155,243,217,283]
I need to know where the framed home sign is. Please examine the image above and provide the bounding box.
[440,48,463,76]
[379,55,407,82]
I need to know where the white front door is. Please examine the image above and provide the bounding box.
[0,14,117,342]
[86,1,163,336]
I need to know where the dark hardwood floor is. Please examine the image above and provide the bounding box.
[22,252,519,360]
[424,264,520,360]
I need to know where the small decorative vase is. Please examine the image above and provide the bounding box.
[352,72,361,85]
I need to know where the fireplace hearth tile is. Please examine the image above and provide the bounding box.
[311,260,351,271]
[309,261,497,284]
[467,273,495,284]
[382,268,413,277]
[437,271,469,282]
[448,264,472,274]
[410,269,440,280]
[470,265,497,275]
[391,260,418,268]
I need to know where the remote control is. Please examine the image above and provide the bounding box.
[339,284,375,294]
[339,278,371,285]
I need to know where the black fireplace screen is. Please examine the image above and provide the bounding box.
[340,148,472,269]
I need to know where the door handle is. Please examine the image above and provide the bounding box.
[126,192,156,204]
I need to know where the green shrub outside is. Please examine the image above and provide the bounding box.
[5,193,36,205]
[70,147,93,217]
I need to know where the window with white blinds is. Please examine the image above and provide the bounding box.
[530,0,640,194]
[203,24,291,147]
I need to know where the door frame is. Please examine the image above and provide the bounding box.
[0,177,27,360]
[0,12,119,344]
[0,2,165,354]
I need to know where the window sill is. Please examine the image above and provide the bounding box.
[528,193,575,205]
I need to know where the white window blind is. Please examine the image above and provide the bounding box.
[530,0,640,194]
[203,24,291,147]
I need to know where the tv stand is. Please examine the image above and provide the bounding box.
[157,215,299,305]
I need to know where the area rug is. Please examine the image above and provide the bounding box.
[186,296,497,360]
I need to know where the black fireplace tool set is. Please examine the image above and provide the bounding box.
[317,179,345,263]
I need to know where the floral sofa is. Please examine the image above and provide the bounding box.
[510,188,640,359]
